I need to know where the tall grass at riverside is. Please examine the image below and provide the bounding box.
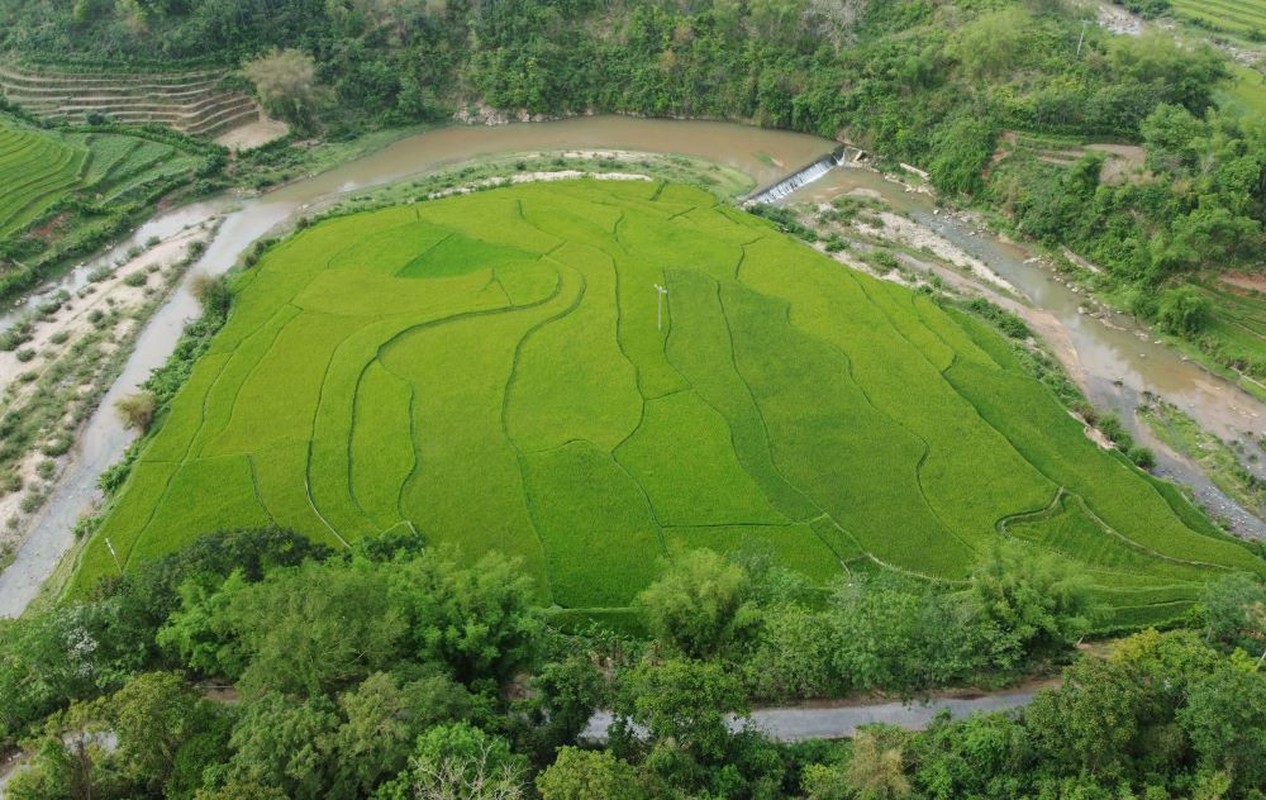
[72,181,1266,628]
[0,113,219,301]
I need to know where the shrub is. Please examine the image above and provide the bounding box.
[1127,446,1157,470]
[40,435,73,457]
[115,393,156,433]
[1156,286,1211,336]
[0,322,33,351]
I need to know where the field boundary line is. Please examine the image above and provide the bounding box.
[201,303,302,459]
[713,281,823,522]
[789,280,972,563]
[392,369,420,525]
[346,357,377,523]
[304,323,366,548]
[500,261,591,594]
[998,488,1232,577]
[391,230,455,277]
[305,440,350,550]
[244,453,279,528]
[1073,493,1237,571]
[119,310,249,568]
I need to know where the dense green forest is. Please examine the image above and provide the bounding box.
[3,527,1265,799]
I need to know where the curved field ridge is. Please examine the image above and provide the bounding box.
[76,181,1266,624]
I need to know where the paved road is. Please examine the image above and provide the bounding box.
[0,692,1039,795]
[581,689,1038,743]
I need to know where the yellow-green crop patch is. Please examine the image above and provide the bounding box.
[75,181,1266,625]
[0,114,207,297]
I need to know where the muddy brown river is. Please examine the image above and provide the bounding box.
[1,116,1263,617]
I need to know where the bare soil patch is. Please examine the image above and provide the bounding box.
[1219,272,1266,295]
[0,224,214,561]
[216,117,290,151]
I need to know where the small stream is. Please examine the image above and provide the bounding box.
[2,117,1265,617]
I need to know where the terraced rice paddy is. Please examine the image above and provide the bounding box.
[0,115,203,254]
[0,121,86,236]
[1172,0,1266,37]
[1195,281,1266,371]
[76,181,1266,625]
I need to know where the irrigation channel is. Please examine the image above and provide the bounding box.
[1,116,1265,617]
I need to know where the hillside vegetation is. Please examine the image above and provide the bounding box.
[74,181,1265,628]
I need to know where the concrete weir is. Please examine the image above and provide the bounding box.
[744,145,864,205]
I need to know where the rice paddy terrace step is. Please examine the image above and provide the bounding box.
[0,64,260,137]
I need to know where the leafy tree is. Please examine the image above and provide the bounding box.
[109,671,214,793]
[225,559,408,697]
[1195,572,1266,657]
[518,652,606,762]
[1106,32,1225,115]
[5,700,124,800]
[194,781,289,800]
[636,548,756,659]
[613,658,747,763]
[909,711,1033,800]
[1156,285,1213,335]
[157,570,251,680]
[954,6,1032,81]
[535,747,648,800]
[244,48,319,129]
[225,692,341,800]
[969,542,1095,661]
[927,115,997,196]
[114,392,155,432]
[373,722,528,800]
[744,603,839,700]
[330,670,473,797]
[1026,657,1146,779]
[1178,668,1266,793]
[0,599,148,741]
[394,551,541,687]
[846,727,913,800]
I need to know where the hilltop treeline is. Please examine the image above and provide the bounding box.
[2,530,1265,798]
[0,0,1220,142]
[0,1,1222,148]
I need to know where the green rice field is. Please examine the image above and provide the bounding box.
[1172,0,1266,38]
[0,114,203,266]
[0,120,87,236]
[1192,281,1266,384]
[75,180,1266,625]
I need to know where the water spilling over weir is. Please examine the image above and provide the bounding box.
[744,146,863,205]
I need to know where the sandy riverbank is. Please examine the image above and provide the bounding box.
[0,224,217,567]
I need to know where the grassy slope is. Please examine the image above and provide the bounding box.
[72,181,1266,626]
